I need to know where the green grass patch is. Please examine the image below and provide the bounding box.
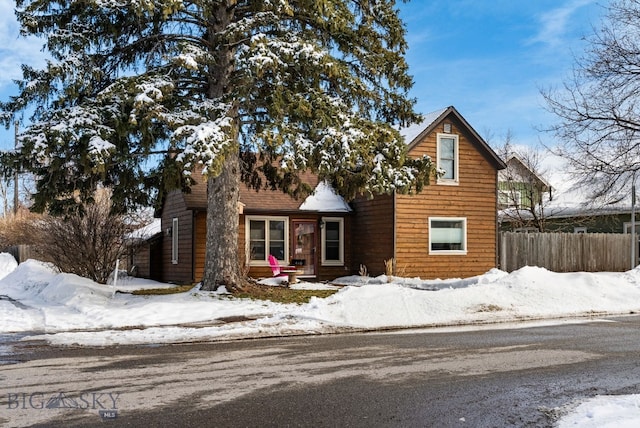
[235,284,338,304]
[131,284,195,295]
[128,282,338,304]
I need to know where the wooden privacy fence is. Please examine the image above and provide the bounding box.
[5,245,31,264]
[499,232,634,273]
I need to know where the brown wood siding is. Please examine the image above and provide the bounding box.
[395,118,498,279]
[131,245,151,278]
[194,211,207,283]
[149,239,163,281]
[350,194,395,276]
[160,190,195,284]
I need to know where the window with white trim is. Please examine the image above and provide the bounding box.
[437,133,459,184]
[429,217,467,254]
[247,216,288,264]
[171,217,179,264]
[322,217,344,266]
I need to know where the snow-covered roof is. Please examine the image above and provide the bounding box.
[500,152,637,220]
[127,218,161,241]
[398,108,447,144]
[396,106,506,170]
[299,181,352,212]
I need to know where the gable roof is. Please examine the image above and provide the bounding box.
[399,106,506,170]
[500,155,551,190]
[182,170,350,213]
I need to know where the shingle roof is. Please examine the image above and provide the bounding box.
[399,106,506,170]
[181,169,352,213]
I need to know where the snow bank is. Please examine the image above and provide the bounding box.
[557,394,640,427]
[2,256,640,346]
[0,252,17,280]
[294,266,640,328]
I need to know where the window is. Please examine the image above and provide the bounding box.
[171,217,179,264]
[623,223,640,235]
[429,217,467,254]
[247,216,288,264]
[498,190,521,208]
[437,133,459,184]
[321,217,344,265]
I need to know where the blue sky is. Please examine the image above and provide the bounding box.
[399,0,607,148]
[0,0,607,151]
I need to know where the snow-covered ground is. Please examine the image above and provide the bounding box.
[3,253,640,425]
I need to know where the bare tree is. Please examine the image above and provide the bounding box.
[542,0,640,204]
[493,133,553,231]
[0,189,148,283]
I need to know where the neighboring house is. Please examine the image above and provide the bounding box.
[153,105,506,283]
[499,153,639,235]
[498,154,553,232]
[537,207,638,235]
[498,155,551,210]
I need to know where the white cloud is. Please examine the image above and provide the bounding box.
[0,0,48,91]
[529,0,597,47]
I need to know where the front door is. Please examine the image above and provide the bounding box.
[292,221,316,276]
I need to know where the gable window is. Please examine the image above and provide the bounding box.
[429,217,467,254]
[247,216,288,264]
[171,217,179,264]
[321,217,344,266]
[437,133,459,184]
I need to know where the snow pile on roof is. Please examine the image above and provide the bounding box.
[542,153,633,217]
[397,108,447,144]
[299,181,351,212]
[127,218,161,241]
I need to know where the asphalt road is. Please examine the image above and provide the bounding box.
[3,316,640,427]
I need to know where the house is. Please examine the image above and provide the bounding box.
[533,205,638,234]
[124,218,163,279]
[498,155,552,210]
[498,153,639,235]
[153,106,506,283]
[498,154,553,232]
[156,171,353,283]
[351,106,506,278]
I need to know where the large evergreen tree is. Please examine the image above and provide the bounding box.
[1,0,436,291]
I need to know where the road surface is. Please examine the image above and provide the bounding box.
[2,316,640,427]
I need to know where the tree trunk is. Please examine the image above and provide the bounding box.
[201,150,243,291]
[200,1,243,292]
